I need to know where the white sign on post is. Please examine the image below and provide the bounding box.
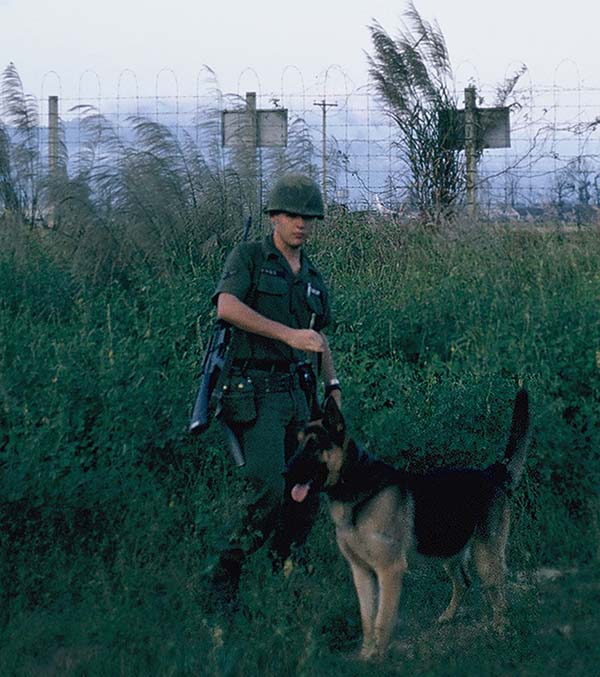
[222,93,288,148]
[257,110,288,147]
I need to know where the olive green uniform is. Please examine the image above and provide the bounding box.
[212,234,330,567]
[214,235,330,362]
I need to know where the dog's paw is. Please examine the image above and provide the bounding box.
[357,644,384,662]
[492,615,508,635]
[437,609,456,623]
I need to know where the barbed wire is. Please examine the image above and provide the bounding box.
[23,66,600,213]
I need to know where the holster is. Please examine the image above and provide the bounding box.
[216,374,257,425]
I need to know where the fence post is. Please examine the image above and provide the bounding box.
[464,86,477,217]
[244,92,261,224]
[48,95,59,175]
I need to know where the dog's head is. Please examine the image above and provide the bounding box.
[284,396,348,503]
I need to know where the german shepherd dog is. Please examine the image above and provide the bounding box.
[284,390,530,660]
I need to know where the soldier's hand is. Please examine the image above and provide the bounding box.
[286,329,326,353]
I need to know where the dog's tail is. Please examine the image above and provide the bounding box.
[503,389,531,489]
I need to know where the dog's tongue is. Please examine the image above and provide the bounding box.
[291,482,311,503]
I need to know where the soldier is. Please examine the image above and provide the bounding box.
[209,173,341,611]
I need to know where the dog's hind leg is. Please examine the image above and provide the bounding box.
[438,554,471,623]
[473,508,510,631]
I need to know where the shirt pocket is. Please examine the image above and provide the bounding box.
[305,283,326,327]
[256,271,288,296]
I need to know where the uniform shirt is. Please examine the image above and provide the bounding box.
[213,234,331,364]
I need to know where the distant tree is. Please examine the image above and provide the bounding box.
[551,156,597,224]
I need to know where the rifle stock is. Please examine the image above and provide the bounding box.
[189,320,232,434]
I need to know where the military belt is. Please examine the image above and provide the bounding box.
[246,370,297,394]
[233,359,295,374]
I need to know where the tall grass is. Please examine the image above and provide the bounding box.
[1,62,322,284]
[1,64,599,675]
[0,213,599,673]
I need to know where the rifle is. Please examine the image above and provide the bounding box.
[188,319,232,435]
[188,216,252,466]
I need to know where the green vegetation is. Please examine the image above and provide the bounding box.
[1,213,599,674]
[1,52,598,677]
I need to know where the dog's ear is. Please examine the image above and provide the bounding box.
[323,395,345,436]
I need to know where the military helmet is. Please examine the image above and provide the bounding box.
[265,173,324,219]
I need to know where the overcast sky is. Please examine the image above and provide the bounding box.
[2,0,599,101]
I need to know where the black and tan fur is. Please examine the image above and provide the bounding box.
[285,390,530,660]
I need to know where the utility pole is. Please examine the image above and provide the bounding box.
[464,86,478,217]
[313,99,337,208]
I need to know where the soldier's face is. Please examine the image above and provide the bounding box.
[271,212,316,249]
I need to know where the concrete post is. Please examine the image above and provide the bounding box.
[48,96,59,175]
[243,92,261,223]
[245,91,257,148]
[320,101,327,204]
[464,86,478,217]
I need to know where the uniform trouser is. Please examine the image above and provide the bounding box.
[215,375,319,584]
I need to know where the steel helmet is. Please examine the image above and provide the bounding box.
[265,173,324,219]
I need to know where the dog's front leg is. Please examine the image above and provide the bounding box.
[372,557,407,657]
[347,560,378,659]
